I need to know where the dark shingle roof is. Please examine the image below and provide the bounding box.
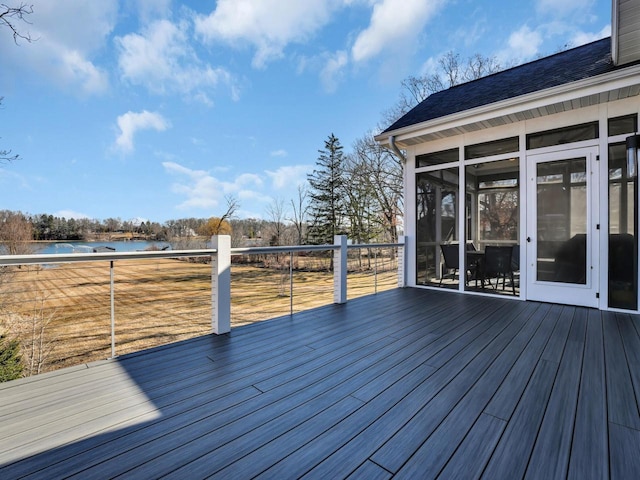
[384,37,619,133]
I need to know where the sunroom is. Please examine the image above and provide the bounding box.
[376,1,640,311]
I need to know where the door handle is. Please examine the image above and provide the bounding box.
[527,237,531,243]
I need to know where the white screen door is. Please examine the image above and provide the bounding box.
[526,147,599,307]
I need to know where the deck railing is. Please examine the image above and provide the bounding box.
[0,235,405,376]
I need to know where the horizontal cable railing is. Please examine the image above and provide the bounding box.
[0,237,405,377]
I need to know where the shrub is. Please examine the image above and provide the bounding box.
[0,334,23,382]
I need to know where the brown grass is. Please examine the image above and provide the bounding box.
[0,254,397,374]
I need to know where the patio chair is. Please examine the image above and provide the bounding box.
[510,244,520,288]
[440,244,476,286]
[511,244,520,271]
[483,245,516,295]
[439,244,460,286]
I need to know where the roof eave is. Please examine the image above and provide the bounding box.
[375,63,640,148]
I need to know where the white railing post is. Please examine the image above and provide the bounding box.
[211,235,231,334]
[398,236,407,288]
[110,260,116,358]
[374,248,378,294]
[289,250,294,315]
[334,235,347,304]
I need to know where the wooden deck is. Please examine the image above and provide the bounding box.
[1,288,640,479]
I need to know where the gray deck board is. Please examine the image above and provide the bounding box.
[392,303,543,479]
[567,308,608,480]
[346,460,392,480]
[481,359,560,479]
[483,302,556,420]
[603,311,640,430]
[0,288,639,479]
[524,308,587,479]
[616,313,640,416]
[302,301,532,478]
[368,303,527,474]
[437,412,506,480]
[609,422,640,479]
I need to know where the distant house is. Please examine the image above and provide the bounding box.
[376,0,640,311]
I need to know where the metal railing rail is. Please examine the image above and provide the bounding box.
[0,243,403,265]
[0,249,218,265]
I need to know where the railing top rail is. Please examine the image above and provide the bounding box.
[0,249,218,266]
[0,241,404,266]
[231,243,403,256]
[230,244,339,255]
[348,243,401,249]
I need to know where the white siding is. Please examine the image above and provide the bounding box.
[614,0,640,65]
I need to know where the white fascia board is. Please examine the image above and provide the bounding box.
[375,64,640,147]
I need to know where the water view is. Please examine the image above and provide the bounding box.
[36,241,172,255]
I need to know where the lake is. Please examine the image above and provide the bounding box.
[36,241,172,255]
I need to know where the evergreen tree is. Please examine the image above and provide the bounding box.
[0,335,23,382]
[307,134,347,245]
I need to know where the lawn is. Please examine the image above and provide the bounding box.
[0,253,398,374]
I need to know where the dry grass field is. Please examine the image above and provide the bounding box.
[0,253,398,375]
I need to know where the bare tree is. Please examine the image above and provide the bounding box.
[266,198,287,247]
[23,294,54,376]
[439,51,462,87]
[1,4,35,163]
[464,53,501,82]
[0,3,34,44]
[0,210,33,255]
[343,154,377,245]
[1,97,20,163]
[212,195,239,236]
[288,185,308,245]
[351,133,403,243]
[1,292,55,376]
[380,51,503,128]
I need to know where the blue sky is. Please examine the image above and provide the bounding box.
[0,0,611,223]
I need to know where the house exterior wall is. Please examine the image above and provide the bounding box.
[613,0,640,66]
[403,97,640,311]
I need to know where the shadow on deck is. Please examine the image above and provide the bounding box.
[1,288,640,479]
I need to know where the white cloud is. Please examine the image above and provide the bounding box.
[418,56,440,77]
[510,25,543,58]
[134,0,172,23]
[498,25,544,64]
[163,161,267,211]
[570,25,611,48]
[237,173,264,188]
[1,0,116,95]
[237,189,272,203]
[492,1,607,66]
[194,0,341,68]
[321,50,349,93]
[351,0,445,63]
[116,19,237,103]
[270,149,288,157]
[163,162,222,209]
[55,209,90,219]
[61,50,109,95]
[115,111,170,154]
[266,165,312,190]
[32,0,117,51]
